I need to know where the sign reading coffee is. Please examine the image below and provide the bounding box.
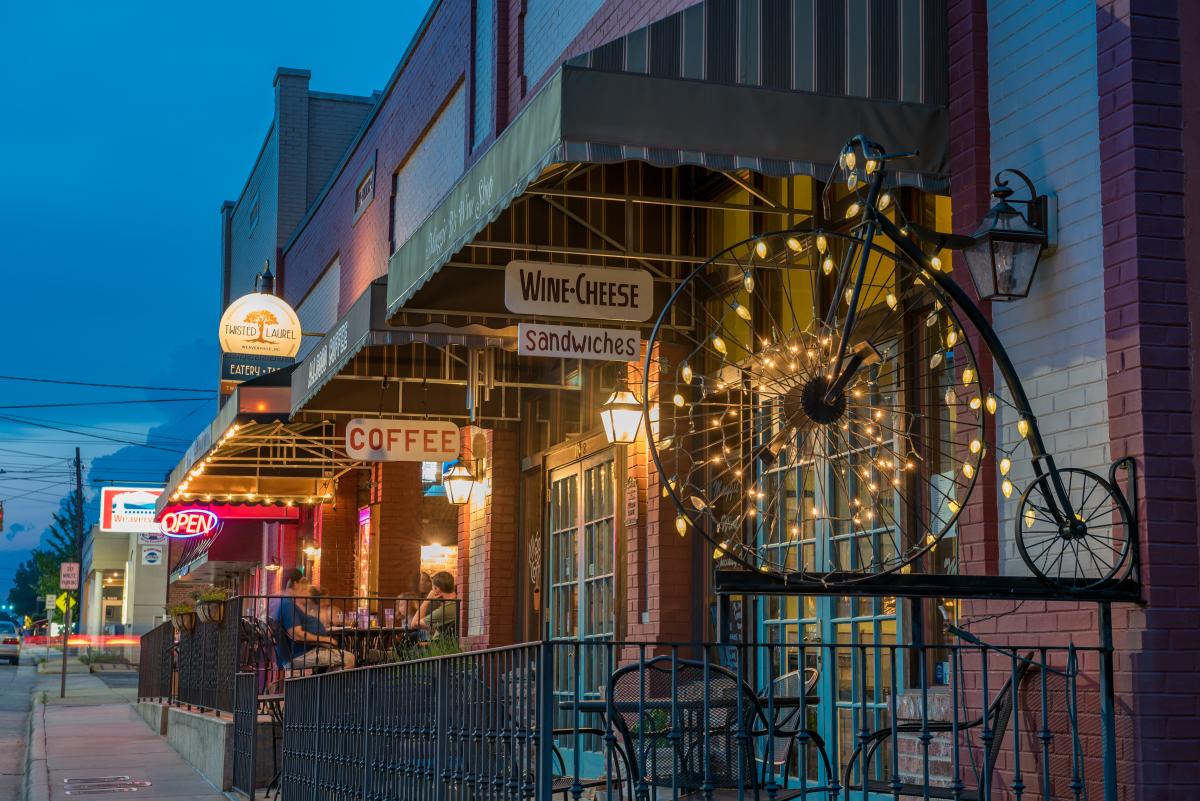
[345,419,460,462]
[504,261,653,322]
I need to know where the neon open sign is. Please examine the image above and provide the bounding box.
[160,509,221,539]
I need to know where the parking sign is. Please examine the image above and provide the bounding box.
[59,562,80,590]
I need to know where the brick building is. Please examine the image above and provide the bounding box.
[157,1,1198,797]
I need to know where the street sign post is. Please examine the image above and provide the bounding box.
[58,562,79,698]
[44,594,55,612]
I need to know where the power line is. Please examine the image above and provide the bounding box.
[0,398,210,410]
[0,415,184,453]
[0,375,215,393]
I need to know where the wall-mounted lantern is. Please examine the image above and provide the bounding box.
[962,170,1052,301]
[442,460,477,506]
[600,377,644,445]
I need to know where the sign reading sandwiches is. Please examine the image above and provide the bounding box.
[345,419,460,462]
[518,323,640,362]
[504,261,653,322]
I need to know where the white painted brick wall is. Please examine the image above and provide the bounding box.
[986,0,1107,574]
[391,86,467,270]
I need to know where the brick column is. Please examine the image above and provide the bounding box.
[315,475,358,597]
[457,426,519,650]
[1096,2,1199,797]
[622,345,694,646]
[373,462,424,598]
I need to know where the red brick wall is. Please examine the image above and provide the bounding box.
[373,462,424,598]
[1096,2,1200,797]
[315,474,358,597]
[457,426,519,650]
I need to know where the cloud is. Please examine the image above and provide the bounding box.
[4,522,29,543]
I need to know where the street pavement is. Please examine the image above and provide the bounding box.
[0,660,38,801]
[15,657,229,801]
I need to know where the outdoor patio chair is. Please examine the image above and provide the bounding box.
[607,655,833,800]
[842,652,1036,801]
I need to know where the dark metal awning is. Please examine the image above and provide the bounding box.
[289,281,515,417]
[387,0,949,319]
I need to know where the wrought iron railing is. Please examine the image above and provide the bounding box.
[136,620,174,702]
[276,638,1104,800]
[232,672,259,797]
[176,597,243,713]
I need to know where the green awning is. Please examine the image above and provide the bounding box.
[386,67,948,320]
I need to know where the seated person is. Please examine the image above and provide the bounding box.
[408,571,457,635]
[403,572,433,623]
[270,569,355,670]
[307,585,345,627]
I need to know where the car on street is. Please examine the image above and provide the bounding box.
[0,621,20,665]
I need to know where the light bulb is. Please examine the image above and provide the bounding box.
[712,544,726,560]
[845,202,861,219]
[680,362,693,384]
[886,292,897,309]
[755,240,768,259]
[962,463,975,479]
[1017,418,1030,438]
[930,255,943,272]
[930,352,943,369]
[969,397,982,411]
[969,439,981,454]
[1002,479,1014,498]
[733,303,752,321]
[985,394,998,415]
[865,159,878,174]
[675,516,687,536]
[711,335,727,355]
[816,234,828,254]
[1000,457,1012,476]
[1024,507,1036,529]
[743,272,755,293]
[786,237,802,252]
[946,330,958,347]
[963,367,975,385]
[823,255,835,275]
[673,393,685,408]
[944,388,956,406]
[877,192,892,211]
[947,500,960,514]
[841,149,857,170]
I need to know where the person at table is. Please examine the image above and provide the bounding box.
[308,585,345,627]
[403,572,433,624]
[409,571,457,635]
[270,569,355,670]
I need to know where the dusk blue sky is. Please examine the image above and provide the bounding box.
[0,2,433,599]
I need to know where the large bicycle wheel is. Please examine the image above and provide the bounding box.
[645,227,987,580]
[1016,468,1132,589]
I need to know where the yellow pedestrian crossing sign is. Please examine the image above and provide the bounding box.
[55,594,76,614]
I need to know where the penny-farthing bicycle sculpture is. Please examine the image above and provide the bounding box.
[644,136,1136,591]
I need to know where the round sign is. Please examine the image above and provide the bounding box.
[219,293,302,358]
[160,509,221,539]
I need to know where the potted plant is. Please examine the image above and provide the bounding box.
[170,602,197,633]
[193,586,230,626]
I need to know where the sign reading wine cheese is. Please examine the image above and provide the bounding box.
[345,419,460,462]
[504,261,653,322]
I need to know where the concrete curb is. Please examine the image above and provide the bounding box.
[23,690,48,801]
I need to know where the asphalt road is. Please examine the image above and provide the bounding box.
[0,659,37,801]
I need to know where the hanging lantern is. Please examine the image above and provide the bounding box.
[442,461,477,506]
[963,170,1051,301]
[600,377,644,445]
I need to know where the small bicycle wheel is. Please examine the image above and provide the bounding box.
[1015,468,1132,588]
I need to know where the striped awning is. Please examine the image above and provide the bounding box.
[386,0,949,319]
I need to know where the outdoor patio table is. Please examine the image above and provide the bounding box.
[558,693,819,715]
[328,626,409,664]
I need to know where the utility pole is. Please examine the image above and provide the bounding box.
[60,448,83,698]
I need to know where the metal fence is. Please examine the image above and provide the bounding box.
[136,620,174,701]
[233,672,259,797]
[276,638,1103,801]
[176,597,243,713]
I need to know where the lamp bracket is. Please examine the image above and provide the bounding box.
[994,169,1050,235]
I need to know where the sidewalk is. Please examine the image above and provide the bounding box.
[25,669,228,801]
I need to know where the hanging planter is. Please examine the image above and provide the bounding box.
[170,603,196,633]
[192,586,230,626]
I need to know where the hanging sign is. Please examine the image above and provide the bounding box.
[221,352,294,382]
[160,508,221,539]
[141,546,164,566]
[219,292,302,358]
[518,323,641,362]
[504,261,654,322]
[345,419,460,462]
[624,478,639,527]
[100,487,164,533]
